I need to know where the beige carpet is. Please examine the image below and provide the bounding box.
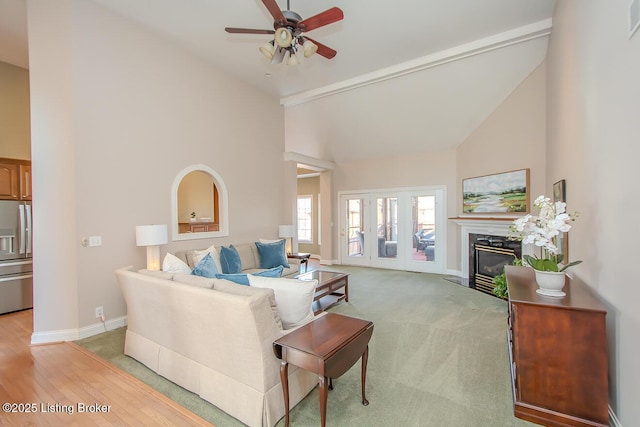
[77,266,537,427]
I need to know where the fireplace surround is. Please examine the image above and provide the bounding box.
[451,217,533,295]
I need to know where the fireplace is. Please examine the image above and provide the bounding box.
[469,234,521,295]
[452,217,532,294]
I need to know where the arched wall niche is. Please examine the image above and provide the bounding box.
[171,164,229,241]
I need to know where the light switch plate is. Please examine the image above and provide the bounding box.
[88,236,102,247]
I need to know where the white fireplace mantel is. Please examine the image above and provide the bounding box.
[450,217,533,279]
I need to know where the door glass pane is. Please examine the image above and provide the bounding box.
[376,197,398,259]
[411,196,436,262]
[346,199,364,257]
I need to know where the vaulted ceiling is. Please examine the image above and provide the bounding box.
[0,0,556,162]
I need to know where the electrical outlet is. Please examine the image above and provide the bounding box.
[95,306,104,319]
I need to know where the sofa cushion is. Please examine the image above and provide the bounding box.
[214,265,284,286]
[191,245,222,272]
[191,253,219,278]
[212,278,283,329]
[172,273,215,289]
[162,253,192,274]
[259,238,281,244]
[138,269,175,280]
[248,276,316,329]
[255,240,290,269]
[219,245,242,274]
[236,243,260,270]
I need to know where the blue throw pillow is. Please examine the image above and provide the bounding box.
[214,272,250,285]
[255,240,290,269]
[215,265,284,286]
[191,253,219,278]
[219,245,242,274]
[256,265,284,278]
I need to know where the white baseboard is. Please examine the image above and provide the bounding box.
[446,269,462,277]
[319,258,335,265]
[31,316,127,345]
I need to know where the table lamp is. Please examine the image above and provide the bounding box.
[278,224,295,254]
[136,224,168,271]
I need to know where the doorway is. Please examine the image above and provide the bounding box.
[339,187,446,273]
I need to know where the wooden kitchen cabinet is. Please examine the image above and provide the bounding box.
[19,164,31,200]
[505,266,609,427]
[178,221,219,233]
[0,158,31,201]
[0,162,19,200]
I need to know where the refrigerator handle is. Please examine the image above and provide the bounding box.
[25,204,32,255]
[19,204,26,255]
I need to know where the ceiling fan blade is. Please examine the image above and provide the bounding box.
[225,27,275,35]
[305,37,337,59]
[261,0,286,24]
[298,7,344,32]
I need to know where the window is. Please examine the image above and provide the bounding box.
[297,195,313,243]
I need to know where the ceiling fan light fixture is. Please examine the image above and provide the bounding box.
[302,39,318,58]
[274,27,293,48]
[287,51,300,66]
[259,40,275,59]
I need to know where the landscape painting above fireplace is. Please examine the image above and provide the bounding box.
[462,169,529,214]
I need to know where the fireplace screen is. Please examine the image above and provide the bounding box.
[475,245,517,294]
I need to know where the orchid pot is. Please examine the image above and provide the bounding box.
[510,195,583,297]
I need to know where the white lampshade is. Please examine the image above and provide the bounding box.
[286,52,300,66]
[302,39,318,58]
[278,225,295,238]
[275,27,293,48]
[259,41,275,60]
[136,224,168,246]
[136,224,168,271]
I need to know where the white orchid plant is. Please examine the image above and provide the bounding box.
[509,195,582,272]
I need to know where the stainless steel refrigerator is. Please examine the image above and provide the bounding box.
[0,200,32,314]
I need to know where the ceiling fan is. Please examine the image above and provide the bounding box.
[225,0,344,65]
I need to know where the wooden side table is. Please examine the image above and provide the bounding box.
[287,252,311,272]
[273,313,374,427]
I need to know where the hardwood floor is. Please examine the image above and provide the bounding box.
[0,309,212,426]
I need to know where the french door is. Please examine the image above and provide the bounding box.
[339,187,445,273]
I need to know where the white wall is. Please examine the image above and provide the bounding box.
[547,1,640,423]
[284,58,547,272]
[28,0,284,335]
[455,62,547,270]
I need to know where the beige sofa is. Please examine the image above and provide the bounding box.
[115,262,319,427]
[174,242,301,278]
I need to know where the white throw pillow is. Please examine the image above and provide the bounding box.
[162,253,192,274]
[193,245,222,272]
[248,275,316,329]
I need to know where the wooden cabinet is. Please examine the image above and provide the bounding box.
[178,221,219,233]
[19,164,31,200]
[505,266,609,427]
[0,158,31,201]
[0,162,19,200]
